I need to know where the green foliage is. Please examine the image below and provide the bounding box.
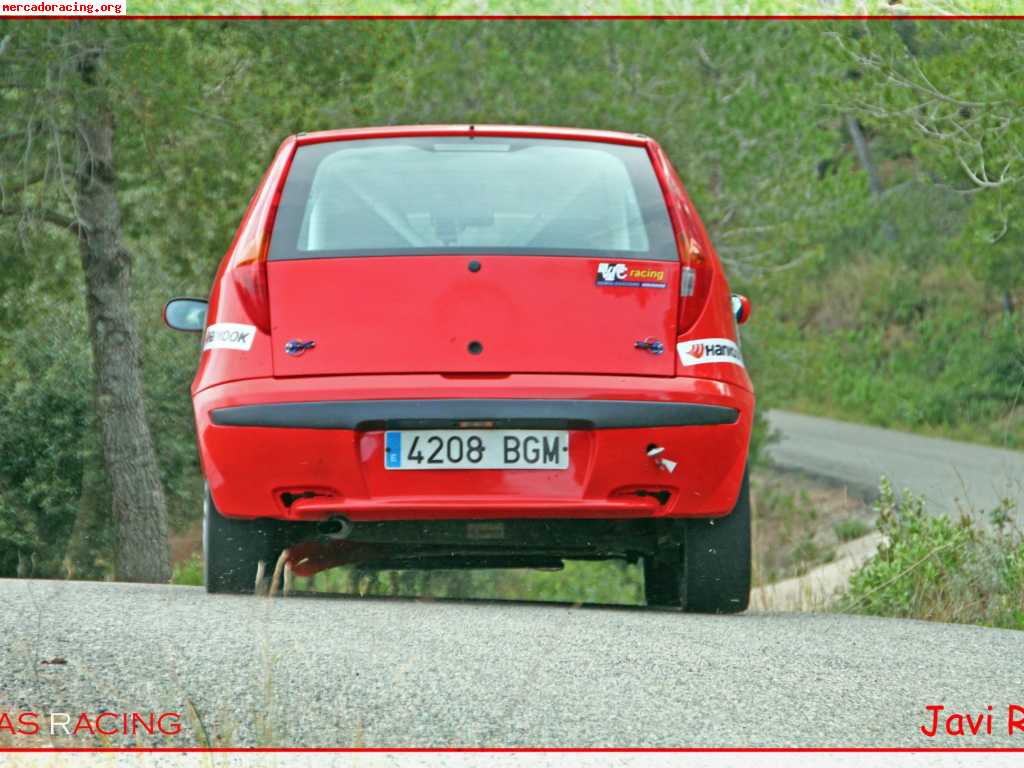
[171,552,204,586]
[756,284,1024,446]
[295,559,644,605]
[840,478,1024,630]
[833,22,1024,299]
[0,297,112,579]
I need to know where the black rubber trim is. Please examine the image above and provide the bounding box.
[209,399,739,431]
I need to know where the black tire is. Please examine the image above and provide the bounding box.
[203,485,284,594]
[641,469,751,613]
[683,468,752,614]
[642,548,683,608]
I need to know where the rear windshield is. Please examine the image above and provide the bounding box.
[268,136,677,261]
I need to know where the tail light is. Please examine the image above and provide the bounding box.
[228,248,270,334]
[677,234,712,334]
[655,148,714,336]
[225,198,275,335]
[222,144,294,335]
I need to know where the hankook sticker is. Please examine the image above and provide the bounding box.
[204,323,256,352]
[596,262,667,289]
[677,338,744,367]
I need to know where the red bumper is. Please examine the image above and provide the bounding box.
[193,374,753,522]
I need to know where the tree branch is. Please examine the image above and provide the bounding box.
[1,168,50,189]
[39,208,83,235]
[0,202,85,236]
[957,152,1015,189]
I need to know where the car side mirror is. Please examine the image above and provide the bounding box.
[731,294,752,325]
[163,298,208,332]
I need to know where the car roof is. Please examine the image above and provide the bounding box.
[295,124,653,148]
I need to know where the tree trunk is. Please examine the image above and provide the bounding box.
[73,42,171,583]
[845,113,883,198]
[845,113,896,242]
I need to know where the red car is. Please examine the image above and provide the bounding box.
[164,125,754,612]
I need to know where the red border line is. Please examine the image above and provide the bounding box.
[3,14,1024,20]
[3,747,1024,753]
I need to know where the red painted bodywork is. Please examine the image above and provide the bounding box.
[195,373,753,521]
[268,255,679,378]
[188,125,754,524]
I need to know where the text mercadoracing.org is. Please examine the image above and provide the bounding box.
[1,1,125,14]
[1,710,181,738]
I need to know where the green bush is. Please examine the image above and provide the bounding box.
[0,299,113,579]
[839,478,1024,630]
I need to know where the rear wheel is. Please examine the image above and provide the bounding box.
[203,485,284,594]
[642,469,751,613]
[683,469,751,614]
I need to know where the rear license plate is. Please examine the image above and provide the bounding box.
[384,430,569,470]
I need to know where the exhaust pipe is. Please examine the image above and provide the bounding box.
[318,516,353,541]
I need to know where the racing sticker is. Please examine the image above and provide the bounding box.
[677,338,745,367]
[596,262,667,289]
[204,323,256,352]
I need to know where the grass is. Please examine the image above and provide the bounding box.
[834,518,871,542]
[293,559,644,606]
[838,478,1024,630]
[171,552,203,586]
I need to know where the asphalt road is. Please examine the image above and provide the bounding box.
[4,413,1024,748]
[766,409,1024,518]
[3,578,1023,748]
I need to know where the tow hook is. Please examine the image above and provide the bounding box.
[646,445,678,474]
